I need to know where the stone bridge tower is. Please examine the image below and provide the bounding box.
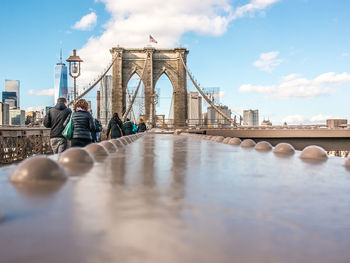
[110,47,189,126]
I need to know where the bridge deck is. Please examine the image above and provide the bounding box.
[0,134,350,263]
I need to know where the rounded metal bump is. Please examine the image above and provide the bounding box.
[211,136,217,141]
[125,137,133,143]
[85,143,109,162]
[300,145,328,161]
[11,156,67,183]
[100,141,117,153]
[345,158,350,169]
[223,137,231,144]
[255,141,273,151]
[228,137,241,145]
[58,148,94,175]
[111,139,123,148]
[273,143,295,155]
[205,136,212,140]
[118,138,129,146]
[215,136,225,142]
[240,139,256,148]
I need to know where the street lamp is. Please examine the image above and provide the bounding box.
[66,49,83,103]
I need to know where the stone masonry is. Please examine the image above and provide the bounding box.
[110,47,189,126]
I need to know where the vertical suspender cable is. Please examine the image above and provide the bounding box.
[67,55,119,107]
[179,55,237,127]
[122,57,148,121]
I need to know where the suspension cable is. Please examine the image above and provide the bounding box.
[67,55,119,107]
[122,57,148,121]
[179,55,237,127]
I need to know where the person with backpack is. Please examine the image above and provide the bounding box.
[137,117,147,133]
[106,113,123,139]
[89,110,103,142]
[64,99,95,147]
[44,97,72,153]
[123,118,135,135]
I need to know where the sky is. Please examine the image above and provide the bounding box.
[0,0,349,124]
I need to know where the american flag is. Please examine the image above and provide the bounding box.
[149,35,158,44]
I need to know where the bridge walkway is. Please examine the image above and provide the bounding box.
[0,134,350,263]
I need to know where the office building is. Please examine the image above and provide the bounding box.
[207,105,232,125]
[54,49,68,104]
[243,109,259,126]
[2,91,17,108]
[9,109,25,126]
[327,119,348,128]
[187,92,202,126]
[99,75,113,125]
[5,80,20,108]
[0,102,10,125]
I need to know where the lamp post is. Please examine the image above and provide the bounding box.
[66,49,83,103]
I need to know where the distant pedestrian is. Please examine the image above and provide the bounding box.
[137,117,147,133]
[106,113,123,139]
[123,118,135,135]
[44,97,72,154]
[64,99,95,147]
[89,110,103,142]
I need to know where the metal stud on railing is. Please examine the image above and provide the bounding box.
[11,156,67,183]
[300,145,328,161]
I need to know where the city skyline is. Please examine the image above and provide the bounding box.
[0,0,349,124]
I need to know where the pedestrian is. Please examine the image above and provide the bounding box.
[123,118,135,135]
[106,112,124,139]
[137,117,147,133]
[44,97,72,154]
[64,99,95,147]
[89,110,103,142]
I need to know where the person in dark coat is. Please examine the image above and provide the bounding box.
[137,117,147,133]
[106,113,124,139]
[64,99,95,147]
[44,97,72,153]
[89,110,103,142]
[123,118,135,135]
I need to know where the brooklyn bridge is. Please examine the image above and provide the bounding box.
[1,47,350,263]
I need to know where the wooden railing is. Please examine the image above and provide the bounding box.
[0,126,52,165]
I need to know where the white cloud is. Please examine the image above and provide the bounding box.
[233,0,280,18]
[75,0,279,88]
[73,12,97,31]
[239,72,350,99]
[342,52,349,57]
[28,89,55,96]
[282,114,341,125]
[253,51,282,72]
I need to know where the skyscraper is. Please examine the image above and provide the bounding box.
[100,75,113,126]
[207,105,232,125]
[4,80,20,108]
[243,109,259,126]
[54,48,68,104]
[187,92,202,126]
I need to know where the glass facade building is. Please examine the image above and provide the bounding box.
[4,80,20,108]
[2,91,17,108]
[54,63,68,104]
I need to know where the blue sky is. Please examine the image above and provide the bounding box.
[0,0,349,124]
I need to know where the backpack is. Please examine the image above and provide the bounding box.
[95,119,102,132]
[132,123,138,133]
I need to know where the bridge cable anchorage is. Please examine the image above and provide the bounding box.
[122,57,148,121]
[67,57,118,107]
[179,55,237,127]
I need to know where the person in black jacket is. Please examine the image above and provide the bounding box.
[64,99,95,147]
[137,117,147,133]
[89,110,103,142]
[44,97,72,153]
[123,118,135,135]
[106,113,123,139]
